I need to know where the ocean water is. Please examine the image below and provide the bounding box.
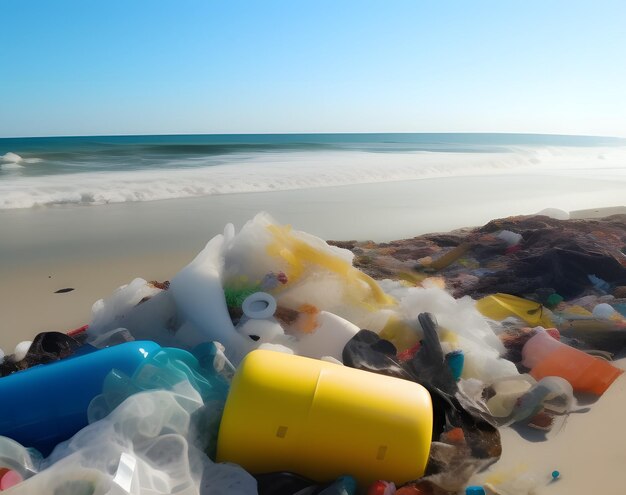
[0,133,625,210]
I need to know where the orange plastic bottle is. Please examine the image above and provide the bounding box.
[521,329,622,395]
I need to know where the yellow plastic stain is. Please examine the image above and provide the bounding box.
[422,276,446,289]
[266,224,396,308]
[484,463,530,486]
[476,293,554,327]
[439,328,459,346]
[561,305,593,317]
[396,271,429,286]
[456,257,480,269]
[426,243,473,271]
[380,317,420,352]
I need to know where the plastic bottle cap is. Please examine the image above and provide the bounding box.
[551,470,560,479]
[242,292,277,319]
[465,486,486,495]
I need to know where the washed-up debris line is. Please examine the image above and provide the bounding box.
[0,212,624,495]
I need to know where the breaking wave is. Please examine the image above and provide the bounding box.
[1,146,625,210]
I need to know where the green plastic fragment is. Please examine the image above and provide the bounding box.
[546,293,564,308]
[223,285,260,308]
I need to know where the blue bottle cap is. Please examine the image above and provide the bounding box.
[466,486,486,495]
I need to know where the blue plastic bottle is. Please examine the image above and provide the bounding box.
[0,341,161,455]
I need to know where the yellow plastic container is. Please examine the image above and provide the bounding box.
[216,350,433,487]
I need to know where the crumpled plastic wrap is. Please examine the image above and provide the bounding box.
[378,279,518,382]
[2,346,254,494]
[6,390,255,494]
[86,213,398,365]
[87,214,517,380]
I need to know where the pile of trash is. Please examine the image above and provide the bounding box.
[0,212,624,495]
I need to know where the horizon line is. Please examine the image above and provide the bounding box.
[2,131,625,140]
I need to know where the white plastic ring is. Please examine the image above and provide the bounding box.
[242,292,277,319]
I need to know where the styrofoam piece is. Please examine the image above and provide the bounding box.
[486,375,536,418]
[236,318,285,343]
[13,341,32,362]
[86,282,181,350]
[90,278,162,330]
[222,212,394,331]
[592,302,617,319]
[257,342,296,354]
[169,230,253,364]
[296,311,360,362]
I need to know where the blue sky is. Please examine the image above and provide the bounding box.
[1,1,625,137]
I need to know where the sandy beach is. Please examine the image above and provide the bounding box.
[3,0,625,492]
[2,174,625,347]
[1,177,625,494]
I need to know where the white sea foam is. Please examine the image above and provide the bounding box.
[1,152,23,163]
[0,152,42,168]
[1,163,24,170]
[0,146,625,209]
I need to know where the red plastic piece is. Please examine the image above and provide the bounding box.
[396,484,432,495]
[545,328,560,340]
[0,470,23,491]
[66,324,89,336]
[397,342,421,362]
[368,481,393,495]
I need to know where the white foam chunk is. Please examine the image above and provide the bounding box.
[592,302,617,319]
[296,311,360,362]
[169,227,253,364]
[13,341,32,361]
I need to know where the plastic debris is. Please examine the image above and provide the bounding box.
[1,332,82,377]
[475,294,554,328]
[217,350,432,488]
[588,274,611,293]
[0,341,160,455]
[445,350,464,381]
[485,375,536,419]
[592,302,617,319]
[367,480,397,495]
[495,230,522,247]
[522,328,623,395]
[12,342,32,363]
[3,212,626,493]
[545,293,564,308]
